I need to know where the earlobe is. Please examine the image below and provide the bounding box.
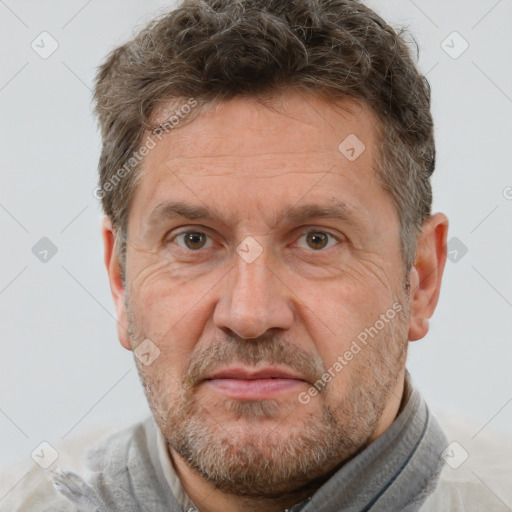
[101,216,132,351]
[407,213,449,341]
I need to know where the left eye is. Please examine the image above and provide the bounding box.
[296,231,338,251]
[173,231,212,250]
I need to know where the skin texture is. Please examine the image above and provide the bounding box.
[102,91,448,512]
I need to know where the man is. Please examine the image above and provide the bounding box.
[1,1,511,511]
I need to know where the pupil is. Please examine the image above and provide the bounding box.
[308,232,327,249]
[185,232,205,249]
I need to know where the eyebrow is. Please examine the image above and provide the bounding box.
[145,200,363,231]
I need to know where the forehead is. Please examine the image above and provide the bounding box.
[129,92,390,231]
[149,93,378,166]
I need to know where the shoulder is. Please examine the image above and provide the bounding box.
[420,406,512,512]
[0,418,154,512]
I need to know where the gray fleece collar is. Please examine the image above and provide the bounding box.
[52,371,446,512]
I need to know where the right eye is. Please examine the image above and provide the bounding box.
[171,231,213,251]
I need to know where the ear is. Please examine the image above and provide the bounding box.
[407,213,449,341]
[101,216,132,351]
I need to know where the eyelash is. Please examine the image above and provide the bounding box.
[167,228,343,252]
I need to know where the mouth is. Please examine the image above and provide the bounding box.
[202,366,308,400]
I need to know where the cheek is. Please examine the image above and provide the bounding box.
[297,259,399,366]
[127,259,224,368]
[136,362,183,422]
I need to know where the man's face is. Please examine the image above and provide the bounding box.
[118,93,411,497]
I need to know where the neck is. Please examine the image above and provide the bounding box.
[171,449,338,512]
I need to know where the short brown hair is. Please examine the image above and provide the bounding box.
[93,0,435,280]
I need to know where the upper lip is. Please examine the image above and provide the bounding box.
[205,367,307,381]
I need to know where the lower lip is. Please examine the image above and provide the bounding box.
[205,378,306,400]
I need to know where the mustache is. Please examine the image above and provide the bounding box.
[181,333,327,389]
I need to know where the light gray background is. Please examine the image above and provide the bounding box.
[1,0,511,473]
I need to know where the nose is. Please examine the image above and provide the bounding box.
[213,248,295,339]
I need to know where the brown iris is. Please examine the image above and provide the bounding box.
[306,231,329,250]
[184,232,207,250]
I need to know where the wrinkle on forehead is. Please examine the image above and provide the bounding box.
[127,91,397,254]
